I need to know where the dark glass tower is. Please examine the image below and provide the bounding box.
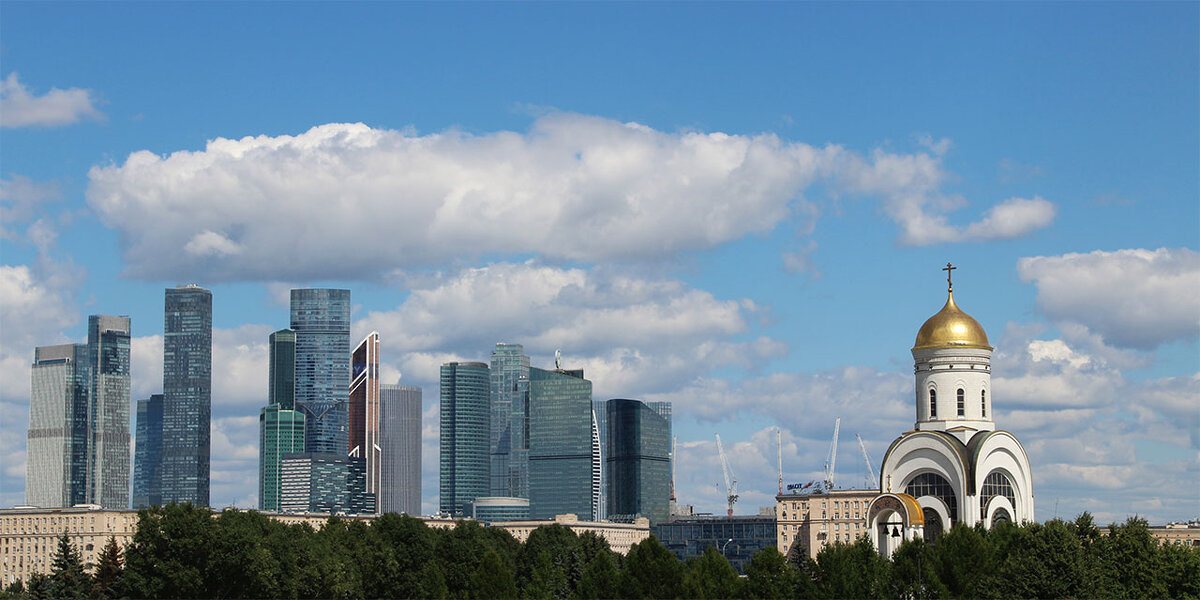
[380,384,422,515]
[528,366,593,519]
[259,328,304,512]
[606,399,670,525]
[349,332,380,512]
[87,315,131,509]
[290,289,351,454]
[489,343,530,498]
[26,344,90,508]
[160,285,213,507]
[133,394,164,508]
[439,362,490,516]
[268,329,296,409]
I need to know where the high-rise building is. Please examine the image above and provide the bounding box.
[290,289,351,454]
[489,343,530,498]
[528,366,593,520]
[87,315,131,509]
[132,394,164,508]
[379,384,422,515]
[160,285,212,507]
[439,362,490,516]
[258,329,304,512]
[26,344,90,508]
[593,400,609,520]
[349,332,380,512]
[606,399,671,525]
[268,329,296,410]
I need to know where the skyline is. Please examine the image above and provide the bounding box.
[1,3,1197,523]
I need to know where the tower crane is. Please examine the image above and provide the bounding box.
[670,435,677,503]
[777,427,784,496]
[716,434,738,516]
[823,418,840,490]
[856,433,879,489]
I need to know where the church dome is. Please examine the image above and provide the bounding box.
[913,291,991,351]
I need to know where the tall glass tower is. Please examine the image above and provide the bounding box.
[379,384,422,515]
[87,315,131,509]
[606,399,671,525]
[349,332,380,512]
[528,366,593,519]
[290,289,351,454]
[489,343,530,498]
[259,328,306,512]
[268,329,296,410]
[160,285,212,507]
[26,344,90,508]
[439,362,489,516]
[133,394,164,508]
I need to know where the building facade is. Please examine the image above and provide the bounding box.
[776,488,879,560]
[465,497,530,523]
[268,329,296,410]
[279,453,372,514]
[439,362,490,516]
[606,399,671,525]
[489,343,531,499]
[86,315,131,510]
[160,285,212,507]
[259,405,305,512]
[490,513,650,555]
[290,289,351,454]
[528,366,594,520]
[349,332,381,512]
[132,394,164,509]
[653,514,777,574]
[379,384,422,515]
[26,344,90,509]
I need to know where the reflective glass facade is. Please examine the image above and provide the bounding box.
[278,453,373,514]
[268,329,296,409]
[161,285,212,507]
[528,367,593,520]
[439,362,490,516]
[349,333,380,512]
[379,384,422,515]
[606,399,670,525]
[290,289,351,455]
[87,315,130,509]
[489,344,530,499]
[652,515,777,574]
[133,394,164,508]
[26,344,90,508]
[258,405,305,512]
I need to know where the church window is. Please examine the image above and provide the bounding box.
[980,471,1017,516]
[929,389,937,417]
[956,389,965,416]
[981,390,987,417]
[905,472,958,522]
[922,507,944,543]
[991,507,1012,526]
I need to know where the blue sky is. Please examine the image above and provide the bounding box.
[2,3,1196,523]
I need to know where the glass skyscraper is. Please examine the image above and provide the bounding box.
[439,362,490,516]
[259,329,305,512]
[349,332,380,512]
[489,343,530,499]
[379,384,422,515]
[606,399,671,525]
[87,315,131,509]
[290,289,351,454]
[26,344,90,508]
[279,452,372,514]
[133,394,164,508]
[160,285,212,507]
[268,329,296,410]
[528,366,594,520]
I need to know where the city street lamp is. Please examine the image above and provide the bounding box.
[721,538,733,556]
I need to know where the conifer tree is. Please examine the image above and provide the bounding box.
[91,536,124,599]
[48,532,91,599]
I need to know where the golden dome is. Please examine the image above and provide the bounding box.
[913,291,992,351]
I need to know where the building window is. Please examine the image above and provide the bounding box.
[905,472,959,522]
[981,390,987,417]
[980,471,1017,516]
[957,389,965,416]
[929,389,937,418]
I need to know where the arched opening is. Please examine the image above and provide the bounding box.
[929,389,937,418]
[981,389,987,417]
[991,507,1011,526]
[980,470,1017,517]
[905,472,958,522]
[922,507,943,543]
[956,388,965,416]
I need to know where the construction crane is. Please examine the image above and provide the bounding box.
[776,428,784,496]
[856,433,879,489]
[716,434,738,516]
[823,418,840,490]
[670,436,677,503]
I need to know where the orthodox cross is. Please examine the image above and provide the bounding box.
[886,474,892,493]
[943,262,956,293]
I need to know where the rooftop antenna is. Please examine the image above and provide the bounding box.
[716,434,738,516]
[856,433,878,490]
[777,427,784,496]
[823,418,841,490]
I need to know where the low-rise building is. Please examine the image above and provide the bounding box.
[490,513,650,554]
[653,514,776,573]
[776,487,879,560]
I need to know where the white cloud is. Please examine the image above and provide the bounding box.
[0,265,78,403]
[1018,247,1200,348]
[87,114,1054,282]
[0,73,103,128]
[0,176,63,241]
[963,196,1056,240]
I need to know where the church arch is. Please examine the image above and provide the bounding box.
[971,432,1035,522]
[905,471,958,522]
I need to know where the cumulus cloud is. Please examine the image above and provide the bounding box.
[0,73,103,128]
[1018,248,1200,348]
[0,176,63,240]
[86,113,1054,282]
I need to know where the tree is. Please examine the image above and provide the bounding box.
[47,532,90,600]
[1094,517,1170,598]
[620,536,685,599]
[928,524,988,598]
[683,545,743,599]
[571,550,620,600]
[470,549,518,599]
[891,538,946,600]
[743,547,799,600]
[91,537,124,599]
[122,503,215,599]
[811,537,890,599]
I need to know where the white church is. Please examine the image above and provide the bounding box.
[867,265,1035,557]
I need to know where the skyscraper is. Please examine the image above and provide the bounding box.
[268,329,296,410]
[26,344,89,508]
[87,315,131,509]
[259,328,304,512]
[489,343,530,498]
[132,394,164,508]
[290,289,351,454]
[528,366,593,520]
[349,332,380,512]
[606,399,671,525]
[160,285,212,507]
[439,362,489,516]
[379,384,422,515]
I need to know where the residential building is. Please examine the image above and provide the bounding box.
[489,343,530,499]
[86,315,131,509]
[490,513,650,555]
[132,394,164,509]
[379,384,422,515]
[25,344,90,509]
[439,362,490,516]
[777,488,878,560]
[160,285,212,507]
[279,453,372,514]
[349,332,381,512]
[653,514,777,574]
[606,399,670,525]
[528,366,593,519]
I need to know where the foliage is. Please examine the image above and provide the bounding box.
[47,532,91,599]
[91,537,123,600]
[683,545,743,599]
[743,547,798,599]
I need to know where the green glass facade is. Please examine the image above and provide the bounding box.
[259,405,305,512]
[528,367,593,520]
[439,362,490,516]
[606,399,670,525]
[268,329,296,409]
[489,343,530,498]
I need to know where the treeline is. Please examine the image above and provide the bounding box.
[4,505,1198,599]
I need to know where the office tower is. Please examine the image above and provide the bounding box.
[591,409,603,520]
[290,289,351,454]
[606,399,670,525]
[528,366,593,519]
[439,362,490,516]
[349,332,380,512]
[26,344,89,508]
[259,329,305,512]
[593,400,609,520]
[160,285,212,507]
[87,315,131,509]
[380,384,422,515]
[489,343,530,498]
[133,394,164,508]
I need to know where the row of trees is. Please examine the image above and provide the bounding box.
[3,505,1197,599]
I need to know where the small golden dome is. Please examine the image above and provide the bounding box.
[913,291,992,351]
